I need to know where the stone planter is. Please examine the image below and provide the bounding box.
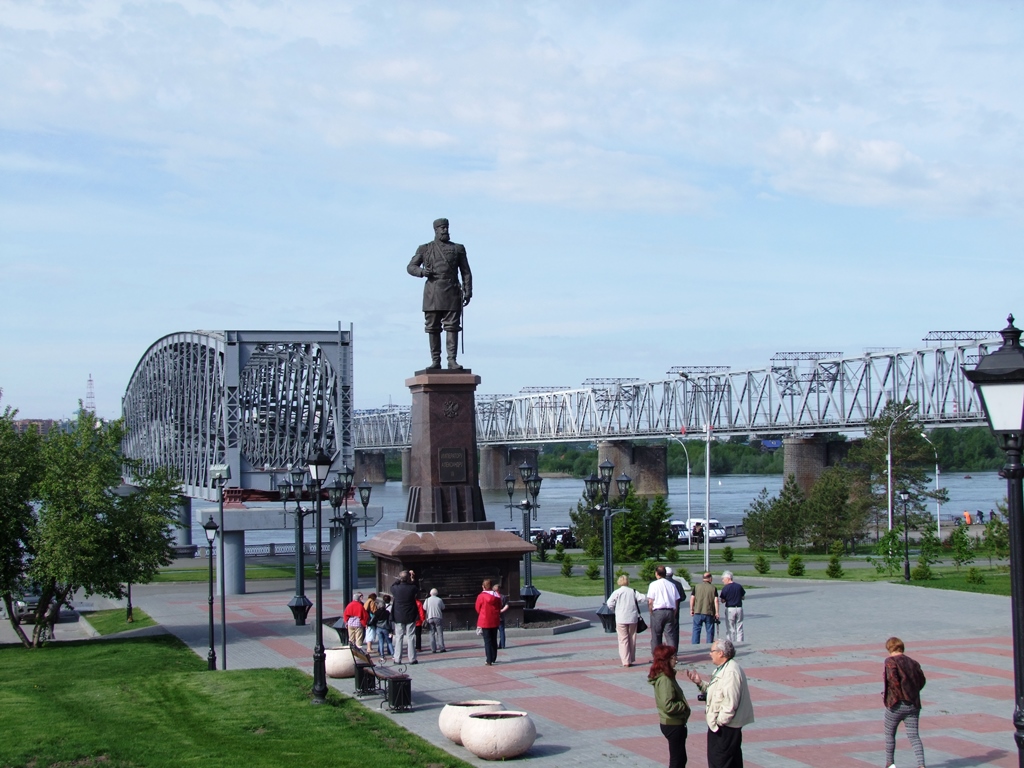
[324,646,355,678]
[461,711,536,760]
[438,700,505,745]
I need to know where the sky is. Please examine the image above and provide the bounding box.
[2,1,1021,420]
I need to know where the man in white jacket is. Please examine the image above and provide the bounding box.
[686,638,754,767]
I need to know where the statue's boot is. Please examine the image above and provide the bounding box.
[427,333,442,369]
[446,331,463,370]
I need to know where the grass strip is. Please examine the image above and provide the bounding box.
[0,635,471,768]
[80,608,157,635]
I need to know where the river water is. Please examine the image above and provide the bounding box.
[190,470,1007,546]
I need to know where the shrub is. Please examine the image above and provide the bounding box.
[787,555,805,576]
[665,548,679,563]
[674,566,692,584]
[561,555,574,578]
[585,563,601,580]
[754,555,771,574]
[966,567,986,585]
[778,544,791,560]
[911,564,933,581]
[825,555,844,579]
[829,539,845,558]
[638,558,658,583]
[721,546,734,563]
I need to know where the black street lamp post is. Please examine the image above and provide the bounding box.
[899,490,911,582]
[307,450,333,705]
[210,463,230,670]
[507,461,542,610]
[202,515,219,671]
[327,465,356,607]
[963,314,1024,766]
[583,459,632,633]
[279,469,313,626]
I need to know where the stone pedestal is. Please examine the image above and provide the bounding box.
[403,370,487,528]
[362,368,536,625]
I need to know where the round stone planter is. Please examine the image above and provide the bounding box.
[461,711,536,760]
[438,700,505,745]
[324,646,355,678]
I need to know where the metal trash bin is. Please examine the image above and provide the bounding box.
[386,675,411,711]
[353,661,376,695]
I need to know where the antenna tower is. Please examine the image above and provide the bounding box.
[85,374,96,413]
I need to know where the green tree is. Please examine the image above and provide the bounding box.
[846,400,946,542]
[11,411,181,647]
[804,467,866,553]
[825,555,844,579]
[753,555,771,574]
[867,527,904,577]
[983,517,1010,565]
[614,493,673,562]
[569,498,603,559]
[787,555,805,576]
[948,524,975,572]
[560,555,574,578]
[0,400,43,630]
[916,527,943,570]
[742,488,774,551]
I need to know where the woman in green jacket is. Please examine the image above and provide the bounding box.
[648,643,691,768]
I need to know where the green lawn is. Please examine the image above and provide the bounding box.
[81,608,158,635]
[0,635,471,768]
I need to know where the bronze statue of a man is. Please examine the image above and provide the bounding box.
[407,218,473,370]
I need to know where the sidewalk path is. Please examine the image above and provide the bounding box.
[3,575,1015,768]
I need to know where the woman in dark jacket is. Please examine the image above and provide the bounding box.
[882,636,926,768]
[648,644,690,768]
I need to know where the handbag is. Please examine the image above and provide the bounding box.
[635,596,648,634]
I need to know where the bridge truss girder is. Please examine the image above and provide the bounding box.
[123,328,353,501]
[353,339,997,450]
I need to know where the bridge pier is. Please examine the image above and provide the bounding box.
[354,450,387,484]
[598,441,668,498]
[171,496,196,557]
[479,445,540,490]
[217,530,247,596]
[782,435,851,495]
[329,528,358,593]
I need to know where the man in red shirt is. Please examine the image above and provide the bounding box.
[342,592,369,650]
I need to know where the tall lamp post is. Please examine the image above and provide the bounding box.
[899,490,911,582]
[210,463,230,670]
[668,436,693,551]
[583,459,632,633]
[508,461,542,610]
[887,403,916,531]
[327,465,356,606]
[963,314,1024,765]
[202,515,219,671]
[680,372,713,573]
[921,432,942,539]
[279,468,313,626]
[307,450,333,705]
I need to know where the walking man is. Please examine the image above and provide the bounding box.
[390,570,420,665]
[665,566,689,652]
[647,565,681,656]
[718,571,745,644]
[424,588,447,653]
[690,572,719,644]
[407,218,473,370]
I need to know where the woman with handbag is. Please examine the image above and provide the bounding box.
[606,574,649,667]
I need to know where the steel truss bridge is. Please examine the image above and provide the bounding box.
[353,337,1000,450]
[122,328,353,501]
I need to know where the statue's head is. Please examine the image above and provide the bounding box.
[433,218,450,242]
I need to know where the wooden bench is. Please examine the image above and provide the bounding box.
[350,646,412,712]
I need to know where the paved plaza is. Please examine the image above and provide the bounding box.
[4,570,1015,768]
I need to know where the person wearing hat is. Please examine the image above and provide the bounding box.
[342,591,369,651]
[407,218,473,370]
